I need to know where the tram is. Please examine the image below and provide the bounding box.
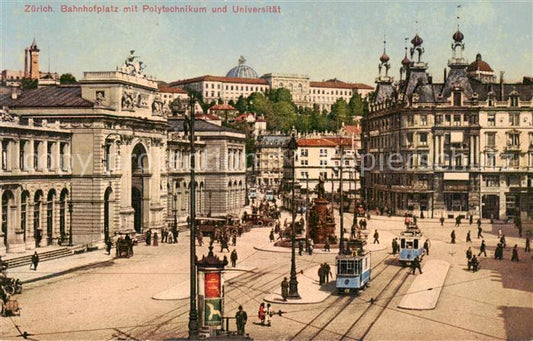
[398,224,425,265]
[335,239,371,294]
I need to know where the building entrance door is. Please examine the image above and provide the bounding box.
[482,195,499,220]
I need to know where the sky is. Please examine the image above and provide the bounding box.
[0,0,531,86]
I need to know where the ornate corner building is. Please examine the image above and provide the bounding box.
[362,29,533,222]
[0,51,245,255]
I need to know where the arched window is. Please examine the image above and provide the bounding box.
[60,189,69,241]
[34,190,43,247]
[47,190,56,245]
[21,191,29,241]
[2,191,14,247]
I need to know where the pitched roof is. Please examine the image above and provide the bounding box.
[310,79,373,90]
[169,75,268,87]
[168,118,242,134]
[209,103,236,111]
[297,137,352,147]
[342,125,361,134]
[158,85,187,94]
[0,86,93,108]
[195,113,221,121]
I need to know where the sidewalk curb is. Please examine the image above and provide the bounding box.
[20,258,114,285]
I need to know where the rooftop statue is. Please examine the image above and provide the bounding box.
[120,50,146,77]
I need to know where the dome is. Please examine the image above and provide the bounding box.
[226,56,258,79]
[380,52,390,63]
[401,55,411,66]
[411,34,423,47]
[467,53,493,72]
[452,29,464,42]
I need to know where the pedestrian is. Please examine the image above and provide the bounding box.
[298,240,303,256]
[525,237,531,253]
[455,216,461,227]
[105,238,113,255]
[235,305,248,335]
[470,255,479,272]
[31,251,39,271]
[324,238,330,252]
[500,235,506,248]
[258,302,265,325]
[153,232,159,246]
[469,215,473,226]
[518,224,523,238]
[498,228,502,239]
[324,262,332,283]
[232,232,237,246]
[172,227,179,244]
[373,230,380,244]
[269,229,275,243]
[494,243,501,260]
[351,225,356,239]
[308,239,313,255]
[413,215,418,226]
[478,240,487,257]
[197,233,203,246]
[511,244,519,262]
[423,239,430,256]
[230,249,238,267]
[146,230,152,246]
[318,264,325,285]
[477,225,483,239]
[392,238,398,255]
[281,277,289,301]
[411,256,422,274]
[450,230,456,244]
[466,247,473,270]
[265,303,273,327]
[466,230,472,243]
[440,216,445,226]
[477,218,482,228]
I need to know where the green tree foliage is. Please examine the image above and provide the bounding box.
[21,78,37,89]
[329,98,350,130]
[348,93,365,117]
[234,95,248,114]
[59,73,77,84]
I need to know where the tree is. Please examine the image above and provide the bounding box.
[60,73,77,84]
[21,78,37,89]
[348,93,365,117]
[330,98,350,131]
[234,95,248,114]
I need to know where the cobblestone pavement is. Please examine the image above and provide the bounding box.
[1,200,531,340]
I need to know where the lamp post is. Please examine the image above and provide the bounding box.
[186,95,199,338]
[338,143,344,255]
[68,199,73,246]
[287,132,300,299]
[173,193,178,232]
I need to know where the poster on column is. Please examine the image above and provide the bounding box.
[204,298,222,326]
[205,272,221,298]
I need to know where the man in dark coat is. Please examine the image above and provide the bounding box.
[324,263,332,283]
[466,230,472,243]
[466,247,473,270]
[298,241,303,256]
[440,217,445,226]
[511,244,519,262]
[324,239,330,252]
[423,239,430,256]
[478,240,487,257]
[525,237,531,253]
[105,238,113,255]
[469,215,473,226]
[392,238,398,255]
[411,256,422,274]
[230,249,238,267]
[281,277,289,301]
[318,264,325,285]
[477,225,483,239]
[373,230,379,244]
[450,230,456,244]
[31,251,39,271]
[235,305,248,335]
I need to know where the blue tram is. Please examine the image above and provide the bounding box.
[336,240,371,294]
[398,225,425,265]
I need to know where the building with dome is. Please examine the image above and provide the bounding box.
[169,56,373,112]
[362,28,533,225]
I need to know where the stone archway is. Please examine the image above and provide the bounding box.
[2,190,15,250]
[46,189,56,245]
[34,190,43,247]
[104,187,113,240]
[131,142,150,233]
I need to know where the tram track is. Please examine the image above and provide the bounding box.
[341,267,410,340]
[288,252,393,341]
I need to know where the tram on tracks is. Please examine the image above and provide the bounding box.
[336,239,371,294]
[398,223,425,266]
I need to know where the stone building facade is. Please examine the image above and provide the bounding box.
[362,30,532,222]
[0,52,246,255]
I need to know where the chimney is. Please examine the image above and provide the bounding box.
[428,74,433,84]
[500,71,505,100]
[11,87,19,100]
[24,48,28,78]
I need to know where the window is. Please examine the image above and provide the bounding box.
[420,154,429,167]
[484,175,499,187]
[508,133,520,147]
[453,115,461,126]
[419,133,428,146]
[300,160,308,166]
[453,92,462,106]
[320,171,328,179]
[34,141,40,169]
[420,115,428,126]
[486,133,496,147]
[1,141,7,170]
[510,96,519,107]
[406,133,414,146]
[445,115,451,125]
[60,143,67,171]
[510,153,519,167]
[319,149,327,157]
[319,160,327,166]
[407,115,414,126]
[486,153,496,167]
[300,149,308,157]
[20,141,26,171]
[509,113,520,126]
[47,142,53,169]
[345,160,350,166]
[488,114,496,126]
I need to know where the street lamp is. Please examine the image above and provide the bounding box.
[173,193,178,232]
[185,95,199,338]
[338,143,345,255]
[287,132,300,299]
[68,199,73,246]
